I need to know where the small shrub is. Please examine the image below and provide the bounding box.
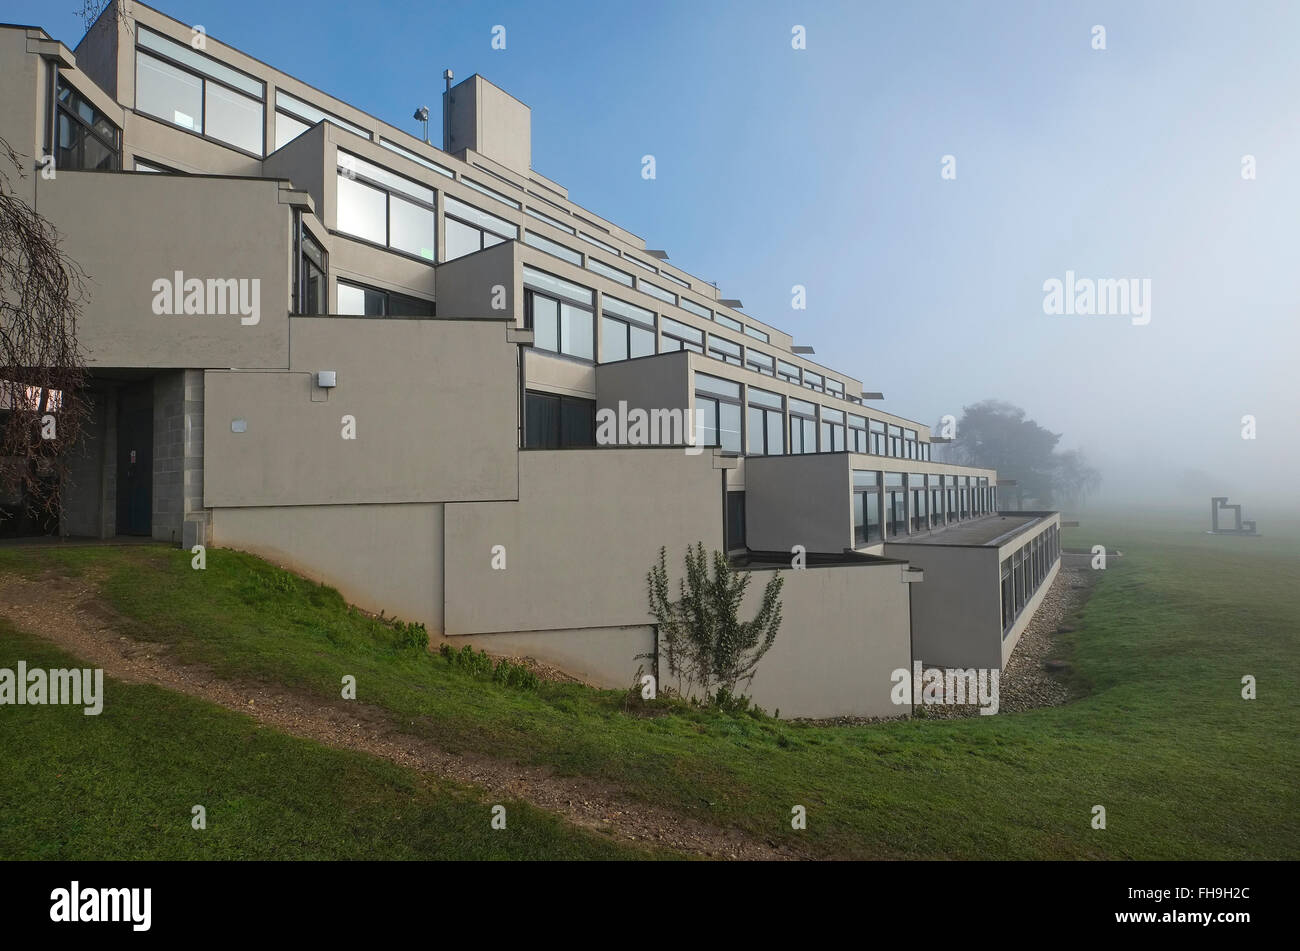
[437,643,537,690]
[392,619,428,650]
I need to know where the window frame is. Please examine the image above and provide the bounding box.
[134,28,266,157]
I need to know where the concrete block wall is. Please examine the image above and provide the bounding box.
[153,369,207,546]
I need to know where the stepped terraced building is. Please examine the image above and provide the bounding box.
[0,2,1060,717]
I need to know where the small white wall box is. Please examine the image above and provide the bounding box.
[316,371,337,388]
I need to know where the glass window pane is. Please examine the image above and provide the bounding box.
[275,111,310,150]
[446,196,517,240]
[694,373,740,399]
[339,151,433,204]
[136,51,202,132]
[695,397,719,447]
[661,317,703,344]
[389,195,436,260]
[747,406,765,454]
[525,393,559,449]
[629,325,655,358]
[600,316,628,363]
[530,295,559,352]
[680,299,711,320]
[603,295,655,326]
[767,412,784,454]
[275,89,371,140]
[444,218,481,261]
[638,279,676,304]
[337,282,385,316]
[523,267,592,306]
[378,138,454,177]
[138,27,263,97]
[560,302,593,360]
[560,398,595,447]
[587,257,634,286]
[336,174,387,244]
[524,231,582,265]
[337,282,365,316]
[205,82,263,153]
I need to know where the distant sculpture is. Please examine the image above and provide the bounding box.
[1209,497,1259,536]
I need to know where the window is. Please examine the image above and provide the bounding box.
[623,254,658,273]
[579,231,619,254]
[929,482,943,527]
[853,471,881,546]
[826,379,845,399]
[135,53,202,132]
[904,429,918,460]
[525,206,575,234]
[803,371,824,393]
[524,230,582,265]
[960,477,971,518]
[443,195,518,261]
[744,326,770,343]
[887,424,902,457]
[885,473,906,538]
[910,474,927,532]
[296,224,326,315]
[746,349,775,376]
[661,271,690,288]
[600,296,656,363]
[274,90,371,149]
[135,28,265,154]
[462,176,521,209]
[694,374,742,453]
[820,407,846,452]
[525,289,593,361]
[747,387,784,456]
[726,492,746,551]
[848,414,868,453]
[639,279,676,305]
[336,151,436,261]
[777,360,801,385]
[715,312,743,332]
[1001,558,1013,634]
[789,398,817,454]
[947,481,958,521]
[680,299,712,321]
[55,80,120,170]
[525,391,595,448]
[660,317,703,353]
[1009,549,1023,614]
[707,334,742,366]
[587,257,634,286]
[378,137,454,177]
[870,419,885,455]
[133,157,181,173]
[336,280,434,317]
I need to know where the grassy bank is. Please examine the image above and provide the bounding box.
[1,506,1295,859]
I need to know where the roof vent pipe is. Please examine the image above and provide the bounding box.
[442,69,454,152]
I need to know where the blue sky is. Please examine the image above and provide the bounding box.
[15,0,1300,507]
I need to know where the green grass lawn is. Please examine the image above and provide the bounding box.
[0,624,654,860]
[1,505,1296,860]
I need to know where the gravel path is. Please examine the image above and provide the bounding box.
[0,571,804,861]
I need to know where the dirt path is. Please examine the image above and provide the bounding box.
[0,572,803,861]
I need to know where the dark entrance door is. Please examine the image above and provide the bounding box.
[115,385,153,536]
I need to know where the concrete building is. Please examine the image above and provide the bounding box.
[0,3,1060,718]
